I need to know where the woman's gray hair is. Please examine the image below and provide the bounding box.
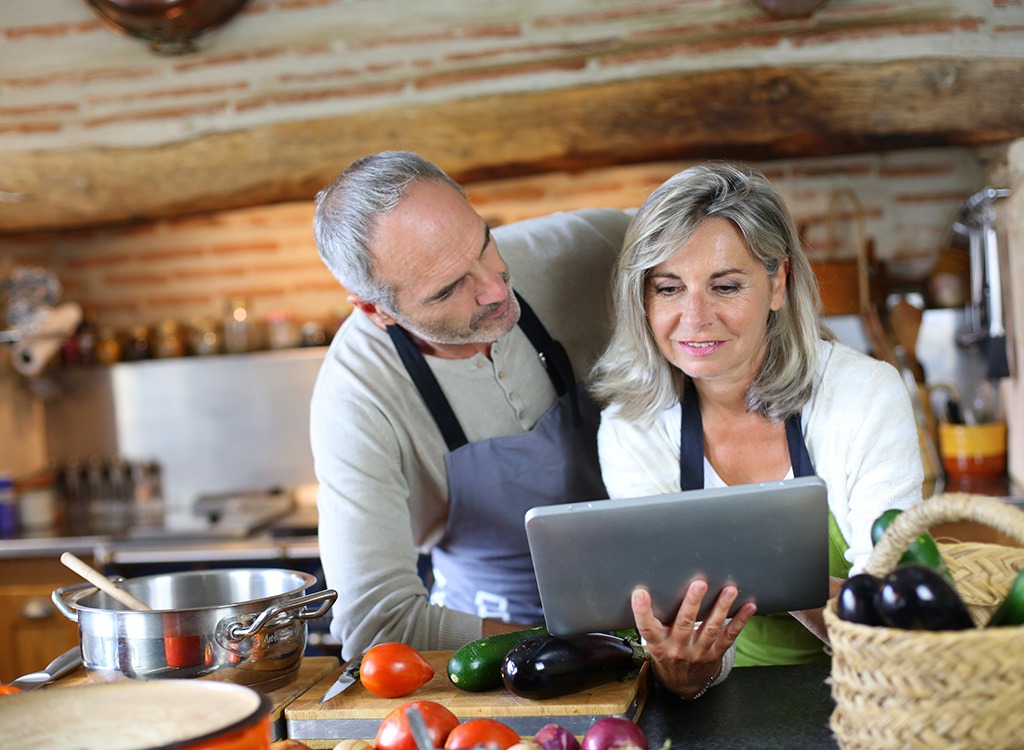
[313,151,466,307]
[590,162,833,425]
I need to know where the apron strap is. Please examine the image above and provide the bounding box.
[387,324,469,451]
[387,293,581,452]
[515,293,584,426]
[678,377,816,490]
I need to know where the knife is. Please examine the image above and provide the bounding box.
[318,654,363,703]
[8,646,82,692]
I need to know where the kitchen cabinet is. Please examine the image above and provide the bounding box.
[0,555,88,683]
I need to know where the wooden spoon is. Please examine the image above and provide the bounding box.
[60,552,152,611]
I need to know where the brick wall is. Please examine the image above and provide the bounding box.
[1,147,997,337]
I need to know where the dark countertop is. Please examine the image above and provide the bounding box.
[639,663,836,749]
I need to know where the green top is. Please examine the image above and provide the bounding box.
[734,511,851,666]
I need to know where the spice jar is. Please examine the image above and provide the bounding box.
[122,325,152,361]
[265,310,299,350]
[154,319,186,358]
[189,317,222,356]
[95,327,123,365]
[224,297,255,354]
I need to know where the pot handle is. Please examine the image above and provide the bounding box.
[51,576,128,622]
[221,589,339,643]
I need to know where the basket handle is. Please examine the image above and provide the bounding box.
[864,494,1024,578]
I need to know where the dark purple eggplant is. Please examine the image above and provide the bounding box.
[875,564,974,631]
[501,633,647,699]
[836,573,884,626]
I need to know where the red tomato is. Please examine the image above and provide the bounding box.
[444,718,521,750]
[375,701,459,750]
[360,642,435,698]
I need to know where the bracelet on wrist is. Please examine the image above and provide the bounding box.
[682,662,722,700]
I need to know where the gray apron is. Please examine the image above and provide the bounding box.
[387,293,606,623]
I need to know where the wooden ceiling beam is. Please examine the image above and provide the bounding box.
[1,58,1021,234]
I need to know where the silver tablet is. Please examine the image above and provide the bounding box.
[525,476,830,635]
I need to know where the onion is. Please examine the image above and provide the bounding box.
[534,724,580,750]
[580,718,649,750]
[508,742,545,750]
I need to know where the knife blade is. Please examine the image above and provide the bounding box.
[318,654,363,704]
[8,646,82,692]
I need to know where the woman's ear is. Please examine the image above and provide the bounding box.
[770,258,790,312]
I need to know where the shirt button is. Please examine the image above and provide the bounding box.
[498,371,506,379]
[517,410,525,420]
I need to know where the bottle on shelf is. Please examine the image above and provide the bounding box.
[224,297,255,354]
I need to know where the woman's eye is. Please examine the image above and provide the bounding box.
[654,284,680,296]
[713,283,741,295]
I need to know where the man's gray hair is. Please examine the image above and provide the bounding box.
[313,151,466,307]
[590,162,834,425]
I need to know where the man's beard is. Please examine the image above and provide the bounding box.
[391,284,521,347]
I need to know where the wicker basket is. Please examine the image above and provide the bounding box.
[823,493,1024,750]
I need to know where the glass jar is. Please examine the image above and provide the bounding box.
[189,317,222,356]
[122,325,152,362]
[95,327,123,365]
[154,319,186,358]
[265,310,299,350]
[224,297,254,354]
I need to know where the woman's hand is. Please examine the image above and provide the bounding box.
[632,580,756,699]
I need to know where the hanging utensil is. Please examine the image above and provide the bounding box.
[955,187,1012,379]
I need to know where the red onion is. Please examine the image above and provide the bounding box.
[580,718,649,750]
[534,724,580,750]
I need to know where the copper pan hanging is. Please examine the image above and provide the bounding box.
[83,0,250,54]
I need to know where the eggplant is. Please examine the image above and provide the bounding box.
[875,564,974,631]
[501,633,647,699]
[836,573,884,626]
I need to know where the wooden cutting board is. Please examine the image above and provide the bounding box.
[286,651,649,749]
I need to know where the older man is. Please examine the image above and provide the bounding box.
[310,151,631,660]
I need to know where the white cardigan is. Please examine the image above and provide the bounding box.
[597,340,925,574]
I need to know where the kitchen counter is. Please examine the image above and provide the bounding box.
[640,663,836,749]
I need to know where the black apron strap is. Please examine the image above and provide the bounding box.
[679,376,815,488]
[679,377,705,491]
[785,412,816,478]
[387,293,582,451]
[514,292,583,425]
[387,324,469,451]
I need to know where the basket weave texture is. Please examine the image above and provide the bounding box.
[823,493,1024,750]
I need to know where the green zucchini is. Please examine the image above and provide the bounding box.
[986,569,1024,627]
[447,626,549,692]
[871,509,954,583]
[447,626,639,692]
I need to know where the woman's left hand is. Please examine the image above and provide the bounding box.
[632,580,756,698]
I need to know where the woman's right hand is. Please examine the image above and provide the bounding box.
[632,580,755,698]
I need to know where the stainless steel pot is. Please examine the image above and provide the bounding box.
[52,568,337,693]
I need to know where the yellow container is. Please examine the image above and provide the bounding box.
[939,422,1007,483]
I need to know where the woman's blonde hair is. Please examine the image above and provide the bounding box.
[590,162,833,425]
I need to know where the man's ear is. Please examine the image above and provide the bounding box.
[348,294,398,330]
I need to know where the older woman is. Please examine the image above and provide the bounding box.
[591,163,923,694]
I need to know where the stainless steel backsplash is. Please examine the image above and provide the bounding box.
[44,348,326,507]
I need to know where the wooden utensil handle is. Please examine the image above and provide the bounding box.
[60,552,152,611]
